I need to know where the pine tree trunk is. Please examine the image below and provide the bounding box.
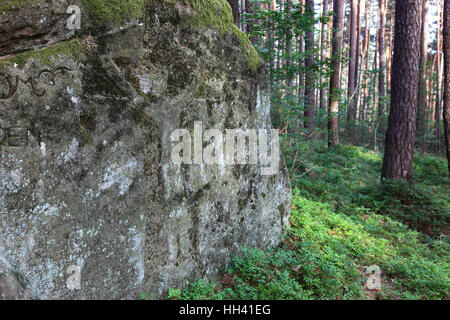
[346,0,358,136]
[328,0,345,147]
[381,0,423,181]
[355,1,361,123]
[286,0,294,89]
[319,0,329,117]
[227,0,240,26]
[297,0,306,129]
[372,30,379,135]
[304,0,316,133]
[417,0,429,152]
[386,3,394,93]
[245,0,257,43]
[378,0,387,139]
[360,0,373,142]
[269,0,277,75]
[435,0,443,154]
[444,0,450,173]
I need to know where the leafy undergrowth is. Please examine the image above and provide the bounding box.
[165,141,449,300]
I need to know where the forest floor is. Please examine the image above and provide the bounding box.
[161,140,449,300]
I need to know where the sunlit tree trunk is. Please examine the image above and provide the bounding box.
[328,0,345,147]
[319,0,329,110]
[386,2,394,93]
[371,30,379,151]
[416,0,429,152]
[378,0,387,138]
[360,0,373,142]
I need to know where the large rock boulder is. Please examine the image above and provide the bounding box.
[0,0,291,299]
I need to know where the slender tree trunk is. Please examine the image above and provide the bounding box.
[435,52,443,154]
[355,1,361,88]
[328,0,345,147]
[429,54,436,122]
[270,0,277,74]
[304,0,316,132]
[381,0,423,181]
[360,0,373,142]
[355,1,361,123]
[245,0,257,43]
[444,0,450,173]
[319,0,329,126]
[227,0,240,26]
[297,0,306,128]
[275,0,283,74]
[346,0,358,136]
[241,0,246,31]
[285,0,293,88]
[378,0,387,139]
[386,3,394,93]
[372,30,379,150]
[435,0,443,154]
[416,0,429,152]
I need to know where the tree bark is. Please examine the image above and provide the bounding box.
[386,2,394,93]
[304,0,316,132]
[372,32,379,151]
[378,0,387,138]
[381,0,423,181]
[354,0,361,122]
[360,0,372,141]
[245,0,257,43]
[285,0,293,89]
[435,0,443,154]
[227,0,240,26]
[297,0,306,129]
[328,0,345,147]
[346,0,358,135]
[269,0,277,74]
[319,0,329,116]
[444,0,450,173]
[416,0,429,152]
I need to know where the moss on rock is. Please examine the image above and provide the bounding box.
[81,0,145,26]
[0,39,86,70]
[165,0,261,72]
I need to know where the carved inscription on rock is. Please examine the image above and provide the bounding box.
[0,67,73,100]
[0,124,40,152]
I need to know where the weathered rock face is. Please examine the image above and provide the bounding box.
[0,0,290,299]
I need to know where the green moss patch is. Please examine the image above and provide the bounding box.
[81,0,145,26]
[173,0,261,72]
[0,39,86,70]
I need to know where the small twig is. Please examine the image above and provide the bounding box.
[293,168,313,179]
